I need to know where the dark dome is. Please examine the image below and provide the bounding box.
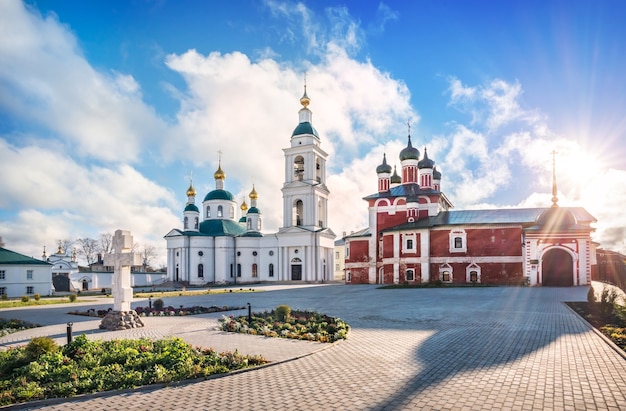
[292,122,319,137]
[536,207,577,229]
[203,189,235,202]
[184,203,199,212]
[247,206,260,214]
[400,135,420,161]
[390,165,402,184]
[433,166,442,180]
[376,153,392,174]
[418,148,435,169]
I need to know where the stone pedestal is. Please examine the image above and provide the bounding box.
[99,310,144,331]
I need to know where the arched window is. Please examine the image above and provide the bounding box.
[294,156,304,181]
[230,206,234,219]
[237,263,241,277]
[198,264,204,278]
[406,269,414,281]
[247,219,252,230]
[440,264,453,283]
[206,206,211,218]
[194,217,199,229]
[449,229,467,253]
[316,157,322,183]
[257,217,262,231]
[218,205,223,217]
[252,263,258,278]
[269,263,274,277]
[184,216,188,229]
[293,200,303,226]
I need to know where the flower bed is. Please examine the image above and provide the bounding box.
[567,301,626,352]
[0,335,267,406]
[0,318,40,337]
[219,306,349,343]
[69,305,245,318]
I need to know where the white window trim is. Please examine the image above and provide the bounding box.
[466,263,481,284]
[449,229,467,253]
[439,264,453,283]
[403,233,417,253]
[406,269,415,281]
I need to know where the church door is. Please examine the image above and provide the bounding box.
[291,264,302,281]
[542,248,574,286]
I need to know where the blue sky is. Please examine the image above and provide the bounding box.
[1,0,625,265]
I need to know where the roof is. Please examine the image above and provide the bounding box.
[292,122,319,138]
[203,189,235,202]
[380,207,596,232]
[199,219,247,236]
[184,203,199,212]
[343,227,371,239]
[241,231,263,237]
[0,247,51,265]
[363,183,440,200]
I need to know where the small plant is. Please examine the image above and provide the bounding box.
[33,293,41,301]
[275,304,291,322]
[68,294,77,302]
[153,298,165,310]
[21,295,29,303]
[587,286,596,303]
[25,336,58,361]
[1,294,7,301]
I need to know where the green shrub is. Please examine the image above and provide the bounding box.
[21,295,29,303]
[275,304,291,322]
[68,294,77,302]
[587,287,596,303]
[153,298,164,310]
[25,336,58,361]
[1,294,7,300]
[33,293,41,301]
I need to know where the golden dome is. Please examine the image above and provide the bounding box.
[240,199,248,211]
[214,163,226,180]
[300,84,310,108]
[249,185,258,200]
[186,182,196,197]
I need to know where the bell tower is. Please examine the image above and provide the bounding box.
[281,85,330,230]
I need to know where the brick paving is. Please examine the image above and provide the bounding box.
[1,284,625,410]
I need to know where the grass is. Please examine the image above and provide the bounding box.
[0,298,86,309]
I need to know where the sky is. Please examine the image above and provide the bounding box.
[1,0,626,267]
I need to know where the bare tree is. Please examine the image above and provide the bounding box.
[140,245,157,271]
[76,237,99,265]
[98,233,113,254]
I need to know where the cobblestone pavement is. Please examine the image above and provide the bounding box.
[2,284,626,410]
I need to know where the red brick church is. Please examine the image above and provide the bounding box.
[344,134,596,286]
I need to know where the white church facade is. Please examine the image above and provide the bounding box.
[164,88,336,285]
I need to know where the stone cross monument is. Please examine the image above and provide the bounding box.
[99,229,145,331]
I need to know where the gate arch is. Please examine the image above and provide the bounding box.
[542,248,574,286]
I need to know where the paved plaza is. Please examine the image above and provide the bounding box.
[1,284,626,410]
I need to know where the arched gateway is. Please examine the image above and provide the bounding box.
[542,248,574,286]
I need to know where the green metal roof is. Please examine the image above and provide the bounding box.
[241,231,263,237]
[292,122,319,138]
[247,206,260,214]
[199,219,247,236]
[0,247,51,265]
[184,203,199,212]
[203,189,235,202]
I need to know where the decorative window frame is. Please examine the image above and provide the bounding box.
[406,269,415,281]
[466,263,481,284]
[449,229,467,253]
[403,233,416,254]
[439,263,453,283]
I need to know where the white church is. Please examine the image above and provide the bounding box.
[164,88,336,285]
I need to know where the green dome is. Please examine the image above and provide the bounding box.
[292,122,319,137]
[247,206,260,214]
[184,203,199,212]
[400,135,419,161]
[204,189,235,201]
[376,154,392,174]
[239,216,247,223]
